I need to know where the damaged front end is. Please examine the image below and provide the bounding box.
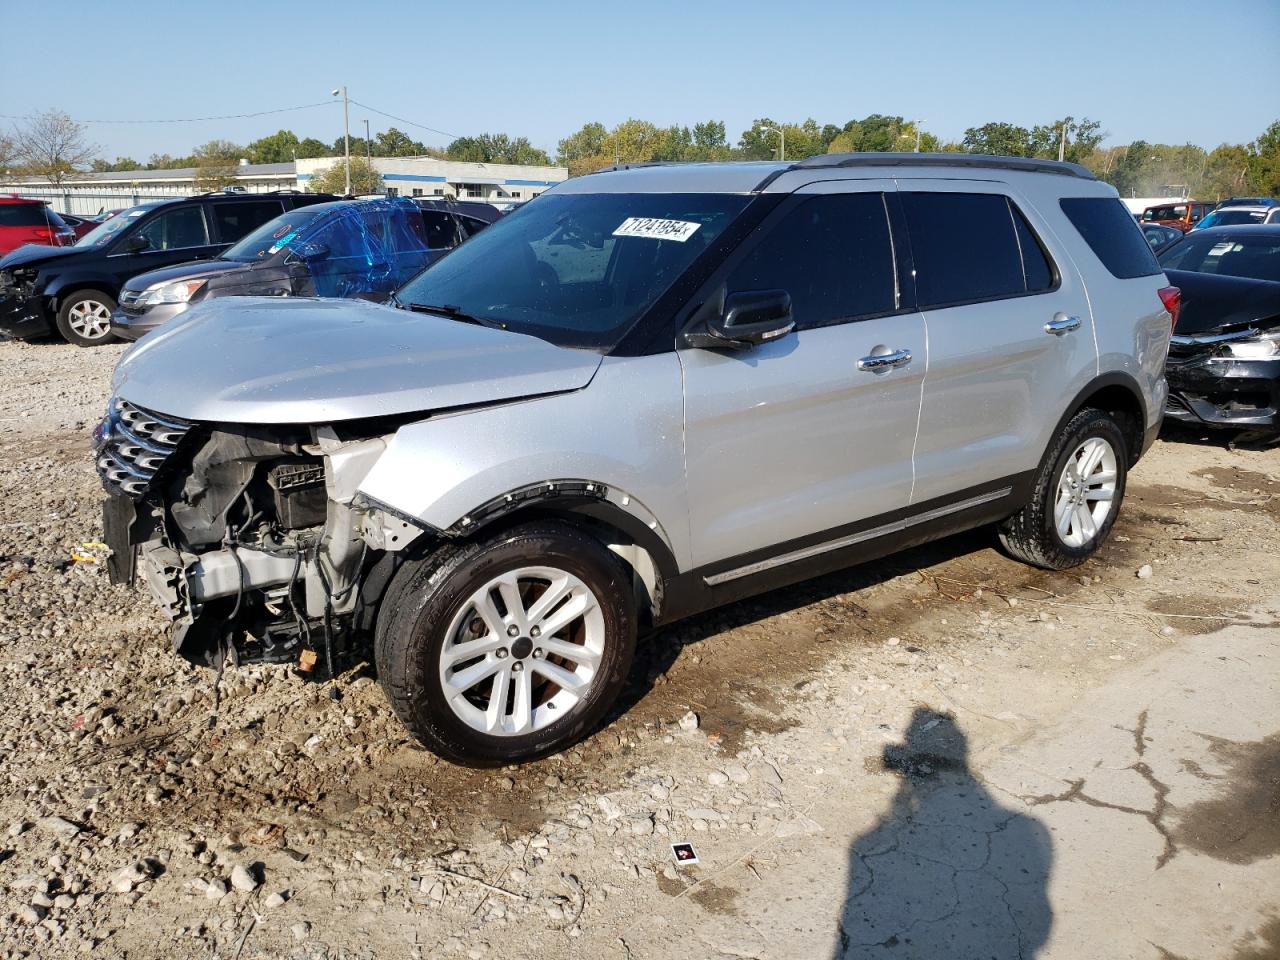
[1165,323,1280,432]
[93,397,422,672]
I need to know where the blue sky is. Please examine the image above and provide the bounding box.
[3,0,1277,161]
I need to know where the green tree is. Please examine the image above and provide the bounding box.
[1028,117,1104,164]
[296,138,330,159]
[90,156,142,173]
[191,139,244,191]
[1247,120,1280,196]
[246,129,301,164]
[556,122,609,174]
[446,133,551,165]
[737,118,825,160]
[306,155,381,195]
[376,127,435,157]
[962,122,1036,157]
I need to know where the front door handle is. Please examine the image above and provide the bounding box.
[1045,313,1082,335]
[857,347,912,372]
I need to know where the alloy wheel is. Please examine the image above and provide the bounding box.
[1054,437,1118,548]
[438,566,605,736]
[67,300,113,340]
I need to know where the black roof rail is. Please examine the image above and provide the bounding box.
[753,152,1097,192]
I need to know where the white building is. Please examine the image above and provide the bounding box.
[4,156,568,216]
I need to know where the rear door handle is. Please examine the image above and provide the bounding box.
[857,348,912,372]
[1044,313,1082,335]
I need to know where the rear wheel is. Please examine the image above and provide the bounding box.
[56,289,118,347]
[999,408,1128,569]
[374,522,636,766]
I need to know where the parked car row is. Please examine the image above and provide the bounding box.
[0,190,502,345]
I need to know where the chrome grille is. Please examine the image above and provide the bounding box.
[93,397,191,498]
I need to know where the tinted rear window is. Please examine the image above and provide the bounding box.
[1060,198,1162,279]
[900,192,1055,308]
[0,204,59,227]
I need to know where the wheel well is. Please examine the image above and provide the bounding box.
[1074,384,1145,464]
[50,283,116,316]
[447,505,669,627]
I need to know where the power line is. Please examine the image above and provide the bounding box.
[0,101,337,125]
[348,99,458,141]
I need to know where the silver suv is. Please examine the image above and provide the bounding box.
[96,154,1174,765]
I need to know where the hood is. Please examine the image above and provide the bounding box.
[0,242,89,271]
[1165,269,1280,335]
[111,297,603,424]
[122,258,249,293]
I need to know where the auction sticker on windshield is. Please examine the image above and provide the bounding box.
[613,217,701,242]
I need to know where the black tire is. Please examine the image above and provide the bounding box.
[374,521,636,766]
[55,289,119,347]
[999,408,1129,570]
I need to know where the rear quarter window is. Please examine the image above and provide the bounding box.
[1059,198,1162,279]
[0,204,58,227]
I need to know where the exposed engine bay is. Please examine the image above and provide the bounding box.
[93,397,419,673]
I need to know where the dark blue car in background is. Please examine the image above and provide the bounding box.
[110,197,502,341]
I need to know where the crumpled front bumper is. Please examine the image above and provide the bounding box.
[0,286,52,340]
[1165,353,1280,432]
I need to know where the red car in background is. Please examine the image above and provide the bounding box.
[1140,200,1214,233]
[0,196,76,255]
[56,212,99,242]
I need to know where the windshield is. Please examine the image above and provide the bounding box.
[394,192,752,350]
[220,205,334,261]
[1159,234,1280,283]
[77,204,155,246]
[1197,209,1266,230]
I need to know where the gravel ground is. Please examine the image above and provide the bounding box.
[0,337,1276,959]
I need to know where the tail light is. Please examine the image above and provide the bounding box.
[1157,286,1181,329]
[32,228,52,242]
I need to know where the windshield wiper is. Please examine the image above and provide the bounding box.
[402,301,496,327]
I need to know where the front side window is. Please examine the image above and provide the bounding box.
[420,211,460,250]
[395,192,751,350]
[901,192,1053,308]
[725,193,897,329]
[210,200,284,243]
[134,206,209,250]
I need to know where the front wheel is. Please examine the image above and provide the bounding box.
[374,522,636,766]
[999,408,1128,570]
[56,289,118,347]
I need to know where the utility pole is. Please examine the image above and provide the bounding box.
[331,86,350,194]
[913,120,927,153]
[1058,122,1067,163]
[364,118,373,192]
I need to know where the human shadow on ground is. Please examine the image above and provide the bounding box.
[835,708,1053,959]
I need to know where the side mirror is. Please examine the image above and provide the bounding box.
[299,241,330,260]
[124,234,151,253]
[684,289,794,350]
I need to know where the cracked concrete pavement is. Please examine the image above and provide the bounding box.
[653,618,1280,960]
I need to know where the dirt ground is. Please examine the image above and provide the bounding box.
[0,336,1276,960]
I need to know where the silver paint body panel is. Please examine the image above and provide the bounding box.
[110,296,603,424]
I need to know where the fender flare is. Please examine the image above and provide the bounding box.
[440,478,681,584]
[1048,370,1149,463]
[44,271,124,305]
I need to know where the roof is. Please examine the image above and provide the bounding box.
[8,162,298,186]
[558,153,1097,195]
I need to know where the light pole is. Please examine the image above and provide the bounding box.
[762,125,785,161]
[913,120,928,153]
[331,87,350,195]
